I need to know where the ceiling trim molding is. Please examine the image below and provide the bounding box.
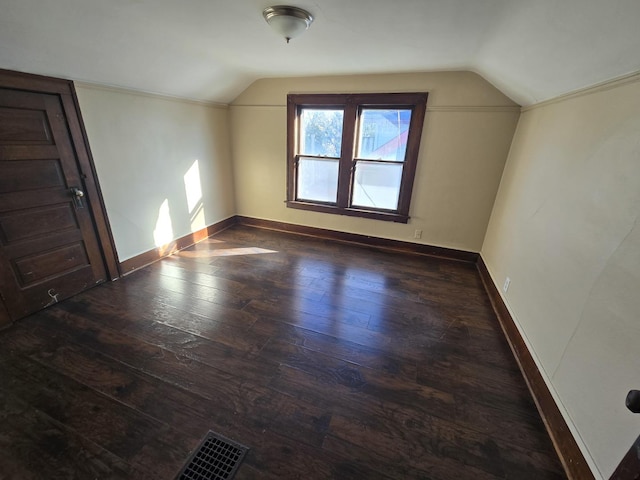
[230,103,520,113]
[427,106,520,113]
[230,104,286,108]
[522,70,640,112]
[74,81,229,109]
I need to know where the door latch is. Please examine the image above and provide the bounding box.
[70,187,84,209]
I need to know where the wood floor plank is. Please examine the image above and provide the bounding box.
[147,259,249,293]
[0,387,134,480]
[270,362,450,434]
[52,298,276,383]
[416,354,534,413]
[33,340,331,451]
[153,258,327,302]
[244,299,416,359]
[327,413,506,480]
[323,434,467,480]
[251,317,418,380]
[0,357,189,479]
[69,280,259,331]
[26,308,333,452]
[0,225,566,479]
[326,405,565,480]
[244,293,372,328]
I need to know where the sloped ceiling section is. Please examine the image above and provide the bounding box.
[475,0,640,105]
[1,0,638,105]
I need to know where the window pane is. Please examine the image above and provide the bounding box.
[300,109,344,157]
[297,157,339,203]
[352,161,403,210]
[357,109,412,161]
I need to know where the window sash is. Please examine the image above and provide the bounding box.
[287,93,427,223]
[355,107,413,162]
[351,160,404,211]
[295,156,340,204]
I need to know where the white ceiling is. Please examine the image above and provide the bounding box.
[1,0,639,106]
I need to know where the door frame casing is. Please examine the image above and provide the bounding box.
[0,69,120,309]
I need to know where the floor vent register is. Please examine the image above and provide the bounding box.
[175,431,249,480]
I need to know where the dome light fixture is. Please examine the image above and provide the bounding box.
[263,5,314,43]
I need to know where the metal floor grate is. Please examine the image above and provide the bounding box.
[176,431,249,480]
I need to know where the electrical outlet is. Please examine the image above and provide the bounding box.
[503,276,511,293]
[414,229,422,239]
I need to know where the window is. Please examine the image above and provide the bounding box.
[287,93,428,223]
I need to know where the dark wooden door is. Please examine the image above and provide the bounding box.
[0,88,108,320]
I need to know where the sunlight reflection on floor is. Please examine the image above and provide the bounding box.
[176,247,278,258]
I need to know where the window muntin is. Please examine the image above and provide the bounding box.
[287,93,428,223]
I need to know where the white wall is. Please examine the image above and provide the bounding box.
[230,72,520,252]
[76,85,235,261]
[482,76,640,478]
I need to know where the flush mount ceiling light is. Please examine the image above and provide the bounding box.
[263,5,314,43]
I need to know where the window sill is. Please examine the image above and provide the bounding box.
[286,201,409,224]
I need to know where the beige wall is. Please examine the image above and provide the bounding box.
[76,85,235,261]
[482,76,640,478]
[230,72,520,252]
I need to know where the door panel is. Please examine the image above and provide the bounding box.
[0,105,52,143]
[15,241,89,285]
[0,157,64,191]
[0,87,107,320]
[0,203,78,243]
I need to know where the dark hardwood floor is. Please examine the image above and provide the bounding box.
[0,225,566,479]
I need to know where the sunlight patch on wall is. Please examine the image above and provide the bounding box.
[190,205,206,232]
[184,159,206,232]
[153,198,175,253]
[184,159,203,212]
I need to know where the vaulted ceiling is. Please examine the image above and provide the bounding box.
[2,0,639,106]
